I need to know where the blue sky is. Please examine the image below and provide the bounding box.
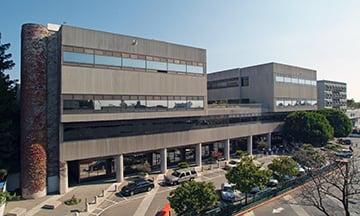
[1,0,360,100]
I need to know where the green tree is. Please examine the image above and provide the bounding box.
[283,111,333,147]
[292,144,326,169]
[0,35,19,173]
[168,181,218,216]
[317,109,352,137]
[225,156,271,204]
[268,157,298,182]
[236,149,249,159]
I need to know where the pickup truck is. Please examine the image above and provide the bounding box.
[164,168,197,185]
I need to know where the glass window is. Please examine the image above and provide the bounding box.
[168,100,189,109]
[146,100,168,109]
[311,81,317,86]
[291,78,299,84]
[94,55,122,66]
[284,77,292,83]
[187,99,204,109]
[276,76,284,82]
[299,79,305,85]
[168,63,186,72]
[64,52,93,64]
[241,77,249,87]
[147,60,167,71]
[305,80,312,85]
[284,100,292,107]
[123,58,146,69]
[186,65,203,74]
[276,100,284,107]
[63,100,94,110]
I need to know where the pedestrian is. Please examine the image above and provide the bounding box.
[349,146,353,152]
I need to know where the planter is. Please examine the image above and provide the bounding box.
[0,203,4,216]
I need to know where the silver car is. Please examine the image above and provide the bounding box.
[164,169,197,185]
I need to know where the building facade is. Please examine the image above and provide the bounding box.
[208,63,318,112]
[20,23,313,198]
[317,80,347,110]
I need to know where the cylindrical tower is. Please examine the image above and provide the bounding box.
[20,23,49,199]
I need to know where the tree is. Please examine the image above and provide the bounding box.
[168,181,218,216]
[0,34,19,173]
[257,138,268,152]
[236,149,249,159]
[268,157,298,182]
[347,99,360,109]
[292,144,326,169]
[317,109,352,138]
[225,156,271,204]
[298,153,360,216]
[283,111,333,147]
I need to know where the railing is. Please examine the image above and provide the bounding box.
[204,164,335,216]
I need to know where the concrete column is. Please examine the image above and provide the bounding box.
[267,133,272,152]
[247,136,253,156]
[160,148,167,174]
[224,139,230,161]
[59,161,68,194]
[115,154,124,182]
[195,143,202,167]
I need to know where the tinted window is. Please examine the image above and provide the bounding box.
[168,63,186,72]
[94,55,122,66]
[123,58,146,69]
[64,52,93,64]
[187,65,203,74]
[147,61,167,71]
[241,77,249,87]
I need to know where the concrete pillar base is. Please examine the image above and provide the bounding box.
[115,154,124,182]
[160,148,167,174]
[247,136,253,156]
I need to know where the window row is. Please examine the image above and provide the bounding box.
[207,77,239,89]
[63,112,288,141]
[63,51,204,74]
[63,96,204,112]
[275,74,316,86]
[276,99,317,107]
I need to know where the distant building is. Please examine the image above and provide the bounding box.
[317,80,347,110]
[208,62,318,112]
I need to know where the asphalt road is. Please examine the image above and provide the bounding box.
[99,170,227,216]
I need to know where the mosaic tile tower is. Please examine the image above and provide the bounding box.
[20,23,49,199]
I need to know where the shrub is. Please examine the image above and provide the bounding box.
[64,195,81,205]
[0,169,7,181]
[177,161,189,169]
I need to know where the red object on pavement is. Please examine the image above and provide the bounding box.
[157,203,171,216]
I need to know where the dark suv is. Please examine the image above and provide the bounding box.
[120,179,155,196]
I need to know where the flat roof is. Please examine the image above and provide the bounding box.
[317,80,346,85]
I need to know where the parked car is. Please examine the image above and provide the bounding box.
[296,164,306,176]
[220,182,241,202]
[335,149,353,158]
[267,178,279,187]
[164,168,197,185]
[225,159,241,170]
[342,139,352,145]
[120,179,154,196]
[250,186,260,194]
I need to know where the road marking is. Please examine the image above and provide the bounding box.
[132,175,162,216]
[272,207,284,214]
[283,195,311,216]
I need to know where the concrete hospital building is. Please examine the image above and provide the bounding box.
[20,23,317,198]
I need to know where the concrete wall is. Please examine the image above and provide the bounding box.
[273,63,317,112]
[61,25,206,65]
[60,121,283,161]
[207,69,240,102]
[240,63,274,110]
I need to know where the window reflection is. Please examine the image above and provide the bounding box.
[168,63,186,72]
[94,55,122,66]
[64,52,94,64]
[147,61,167,71]
[186,65,203,74]
[63,96,204,112]
[123,58,146,69]
[275,74,316,86]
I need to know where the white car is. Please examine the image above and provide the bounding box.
[221,182,241,202]
[225,159,241,170]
